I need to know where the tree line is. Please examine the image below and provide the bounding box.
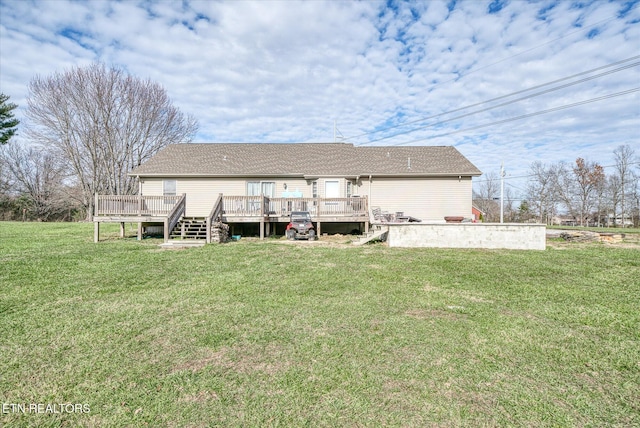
[0,63,197,221]
[473,145,640,227]
[1,63,637,226]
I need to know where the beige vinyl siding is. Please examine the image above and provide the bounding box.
[368,177,472,222]
[140,175,471,220]
[273,178,310,197]
[178,178,244,216]
[140,178,164,196]
[141,177,312,217]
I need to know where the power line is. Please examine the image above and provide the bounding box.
[357,61,639,145]
[346,55,640,144]
[474,161,640,184]
[344,3,639,141]
[393,87,640,145]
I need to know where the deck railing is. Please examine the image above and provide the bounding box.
[165,195,186,242]
[95,194,369,220]
[222,196,368,218]
[95,195,183,216]
[206,193,224,243]
[222,196,264,216]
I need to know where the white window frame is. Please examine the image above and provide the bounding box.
[247,181,275,213]
[163,180,177,196]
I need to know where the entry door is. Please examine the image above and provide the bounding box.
[324,180,340,212]
[325,181,340,198]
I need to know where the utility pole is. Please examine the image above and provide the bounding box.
[500,162,505,223]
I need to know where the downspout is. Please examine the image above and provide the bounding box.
[136,175,143,240]
[368,174,373,221]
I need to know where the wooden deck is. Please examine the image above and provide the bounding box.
[221,196,368,222]
[93,194,369,242]
[93,194,186,243]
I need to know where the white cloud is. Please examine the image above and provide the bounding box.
[1,0,638,193]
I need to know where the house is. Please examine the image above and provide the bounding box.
[472,205,485,222]
[93,143,481,242]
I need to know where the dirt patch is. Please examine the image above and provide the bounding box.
[457,291,494,304]
[271,233,359,247]
[405,308,465,321]
[178,390,219,403]
[172,349,227,373]
[546,237,640,250]
[172,344,291,375]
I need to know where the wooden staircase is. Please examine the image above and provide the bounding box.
[353,225,389,246]
[170,217,208,240]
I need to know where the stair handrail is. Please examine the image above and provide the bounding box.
[165,194,186,242]
[206,193,224,244]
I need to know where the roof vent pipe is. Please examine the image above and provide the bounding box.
[408,157,411,169]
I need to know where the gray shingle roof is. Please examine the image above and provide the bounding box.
[130,143,481,177]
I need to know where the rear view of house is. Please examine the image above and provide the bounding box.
[93,143,481,242]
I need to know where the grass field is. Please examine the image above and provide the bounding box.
[1,222,639,427]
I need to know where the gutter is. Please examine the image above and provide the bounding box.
[130,172,482,179]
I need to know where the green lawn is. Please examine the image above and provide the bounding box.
[1,222,638,427]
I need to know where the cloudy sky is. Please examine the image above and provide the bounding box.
[1,0,638,196]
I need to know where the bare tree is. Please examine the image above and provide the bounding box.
[473,171,500,222]
[613,144,636,227]
[554,159,604,226]
[502,185,519,222]
[0,148,13,219]
[630,173,640,227]
[607,174,622,226]
[526,161,560,224]
[1,144,71,221]
[572,158,605,226]
[26,63,198,219]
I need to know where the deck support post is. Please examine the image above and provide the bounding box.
[164,219,169,243]
[137,223,142,240]
[94,221,99,243]
[317,220,321,236]
[260,193,265,240]
[365,221,369,234]
[120,222,125,238]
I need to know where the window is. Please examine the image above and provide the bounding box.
[247,181,275,197]
[163,180,176,196]
[247,181,260,196]
[247,181,275,213]
[261,182,275,198]
[346,181,353,198]
[312,181,318,198]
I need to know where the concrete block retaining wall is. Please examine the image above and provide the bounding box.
[387,223,546,250]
